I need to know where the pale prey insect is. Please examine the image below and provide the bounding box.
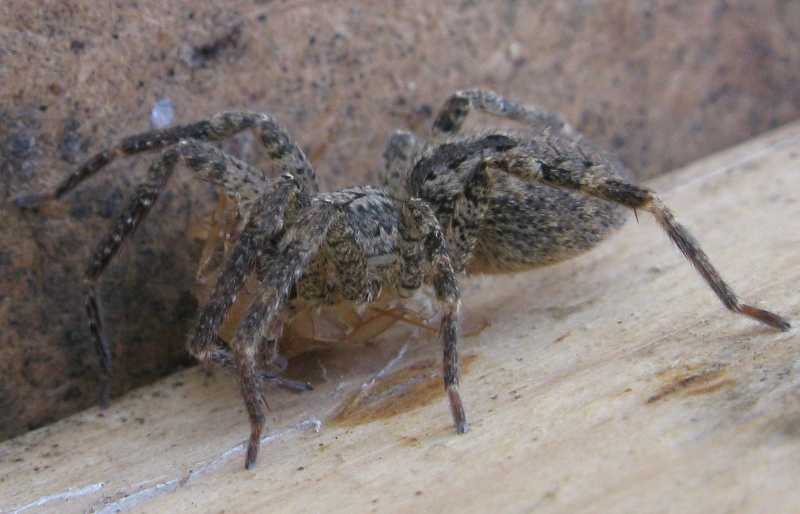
[19,89,789,469]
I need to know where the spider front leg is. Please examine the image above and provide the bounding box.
[16,110,319,209]
[83,147,180,405]
[188,175,309,363]
[484,138,790,331]
[195,202,339,468]
[397,198,466,433]
[81,140,290,404]
[431,89,573,140]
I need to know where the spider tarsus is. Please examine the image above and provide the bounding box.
[245,426,262,470]
[738,304,791,331]
[274,378,314,393]
[448,388,468,434]
[99,379,111,409]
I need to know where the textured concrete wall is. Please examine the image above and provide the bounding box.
[2,0,799,441]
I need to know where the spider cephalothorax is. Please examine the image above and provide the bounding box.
[22,90,789,469]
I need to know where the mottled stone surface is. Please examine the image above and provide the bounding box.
[1,0,798,441]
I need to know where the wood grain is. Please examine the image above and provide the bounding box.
[2,122,799,513]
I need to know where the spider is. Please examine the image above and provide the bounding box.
[19,89,790,469]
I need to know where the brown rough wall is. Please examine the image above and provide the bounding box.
[1,0,798,441]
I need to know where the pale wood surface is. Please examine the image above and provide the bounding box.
[2,123,800,513]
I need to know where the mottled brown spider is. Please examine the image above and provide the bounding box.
[20,90,790,469]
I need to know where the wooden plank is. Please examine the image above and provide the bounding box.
[2,122,800,513]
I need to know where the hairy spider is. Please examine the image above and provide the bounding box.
[20,90,789,469]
